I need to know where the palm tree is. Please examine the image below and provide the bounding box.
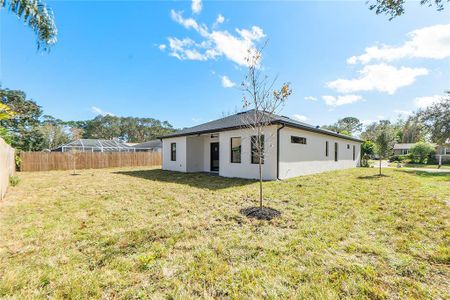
[1,0,57,50]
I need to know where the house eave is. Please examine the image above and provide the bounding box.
[160,121,363,143]
[276,121,363,143]
[159,125,250,139]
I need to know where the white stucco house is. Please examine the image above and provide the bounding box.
[160,110,362,180]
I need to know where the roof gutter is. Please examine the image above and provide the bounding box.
[274,121,363,143]
[159,121,363,143]
[277,123,285,180]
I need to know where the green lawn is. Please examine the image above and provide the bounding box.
[1,167,449,299]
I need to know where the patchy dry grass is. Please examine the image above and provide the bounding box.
[0,167,449,299]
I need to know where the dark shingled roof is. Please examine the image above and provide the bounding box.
[132,139,162,149]
[161,110,362,142]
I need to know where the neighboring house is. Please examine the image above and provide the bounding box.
[160,110,362,180]
[132,139,162,152]
[436,145,450,162]
[393,143,414,155]
[393,143,450,163]
[52,139,136,152]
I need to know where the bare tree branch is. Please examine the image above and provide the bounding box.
[239,43,292,209]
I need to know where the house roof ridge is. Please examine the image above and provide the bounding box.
[160,110,363,142]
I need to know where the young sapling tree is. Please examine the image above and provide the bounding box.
[240,46,292,210]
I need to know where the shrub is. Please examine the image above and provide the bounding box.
[361,141,376,167]
[0,126,12,144]
[427,155,438,165]
[9,175,20,187]
[410,142,435,164]
[360,155,370,167]
[15,154,22,170]
[362,141,375,157]
[389,154,409,163]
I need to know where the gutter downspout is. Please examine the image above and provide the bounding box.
[277,123,285,180]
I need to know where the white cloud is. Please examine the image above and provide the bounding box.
[91,106,114,116]
[158,44,166,51]
[167,10,265,66]
[393,109,412,116]
[236,26,265,41]
[191,0,202,14]
[347,23,450,65]
[167,37,215,61]
[292,114,309,122]
[209,27,264,66]
[304,96,317,101]
[221,75,236,88]
[170,10,208,36]
[326,64,428,95]
[321,95,363,107]
[213,14,225,28]
[414,95,443,109]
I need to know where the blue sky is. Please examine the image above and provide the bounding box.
[1,0,449,129]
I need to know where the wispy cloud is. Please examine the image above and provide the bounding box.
[165,9,265,66]
[414,95,443,109]
[191,0,202,14]
[166,37,212,61]
[361,115,385,126]
[213,14,225,28]
[91,106,115,116]
[321,95,363,107]
[393,109,412,116]
[292,114,309,122]
[347,23,450,64]
[326,64,428,95]
[304,96,317,101]
[221,75,236,88]
[171,10,208,36]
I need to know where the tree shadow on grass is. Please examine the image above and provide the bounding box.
[397,170,450,180]
[357,174,390,180]
[114,168,256,190]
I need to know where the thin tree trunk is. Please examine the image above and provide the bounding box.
[379,159,382,176]
[259,159,263,209]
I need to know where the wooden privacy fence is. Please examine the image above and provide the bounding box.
[0,137,15,200]
[20,151,162,172]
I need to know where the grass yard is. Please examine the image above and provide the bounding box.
[388,162,450,170]
[1,167,449,299]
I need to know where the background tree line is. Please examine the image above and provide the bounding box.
[321,115,428,144]
[0,88,176,151]
[321,92,449,167]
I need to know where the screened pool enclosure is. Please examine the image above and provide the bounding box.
[52,139,150,152]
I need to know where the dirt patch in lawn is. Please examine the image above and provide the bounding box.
[240,206,281,220]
